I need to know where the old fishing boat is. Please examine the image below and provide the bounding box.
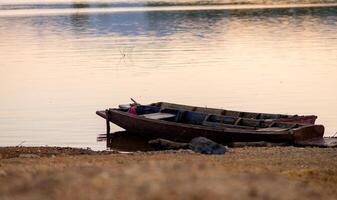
[96,101,323,144]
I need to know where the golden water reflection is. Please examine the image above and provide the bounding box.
[0,5,336,149]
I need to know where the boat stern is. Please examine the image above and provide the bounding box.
[292,125,325,144]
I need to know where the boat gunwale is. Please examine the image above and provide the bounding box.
[97,109,318,135]
[152,101,317,119]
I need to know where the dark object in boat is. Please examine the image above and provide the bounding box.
[189,137,226,154]
[96,102,324,145]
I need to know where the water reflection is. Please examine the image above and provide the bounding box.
[70,3,90,31]
[11,6,336,37]
[144,10,229,36]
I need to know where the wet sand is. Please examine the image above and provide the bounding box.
[0,147,336,200]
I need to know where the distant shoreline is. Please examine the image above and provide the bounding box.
[1,3,337,17]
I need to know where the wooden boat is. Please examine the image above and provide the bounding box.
[96,102,323,144]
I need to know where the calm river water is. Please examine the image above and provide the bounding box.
[0,1,336,149]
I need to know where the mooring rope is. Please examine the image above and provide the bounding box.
[16,140,26,147]
[332,132,337,137]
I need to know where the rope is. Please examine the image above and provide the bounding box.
[332,132,337,137]
[16,140,26,147]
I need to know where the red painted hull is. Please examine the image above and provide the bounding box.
[274,115,317,124]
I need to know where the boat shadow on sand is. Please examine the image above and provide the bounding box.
[97,131,156,152]
[97,131,337,153]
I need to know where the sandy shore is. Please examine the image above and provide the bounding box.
[0,146,336,200]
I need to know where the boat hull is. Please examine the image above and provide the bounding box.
[97,110,324,144]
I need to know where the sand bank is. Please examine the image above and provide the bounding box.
[0,147,336,199]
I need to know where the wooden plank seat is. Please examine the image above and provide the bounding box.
[256,127,290,132]
[141,112,176,120]
[202,121,256,130]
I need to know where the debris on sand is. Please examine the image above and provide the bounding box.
[19,154,40,158]
[148,138,190,150]
[149,137,227,154]
[0,147,117,159]
[189,137,227,154]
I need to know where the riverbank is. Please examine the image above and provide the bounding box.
[0,146,336,199]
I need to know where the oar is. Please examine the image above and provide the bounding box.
[130,98,141,106]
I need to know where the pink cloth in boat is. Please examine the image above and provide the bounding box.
[128,106,137,115]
